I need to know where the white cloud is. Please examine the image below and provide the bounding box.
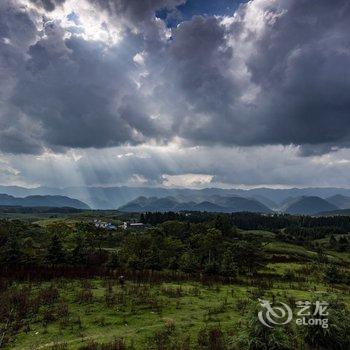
[20,0,123,44]
[1,144,350,188]
[162,174,214,188]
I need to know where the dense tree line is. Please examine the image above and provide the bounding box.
[0,216,267,278]
[283,226,347,241]
[0,206,83,213]
[142,212,350,235]
[1,212,350,280]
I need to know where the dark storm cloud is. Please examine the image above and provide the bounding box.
[12,22,152,150]
[159,16,239,140]
[0,1,166,154]
[159,0,350,151]
[0,0,43,154]
[29,0,65,12]
[243,0,350,150]
[1,0,350,155]
[169,16,234,113]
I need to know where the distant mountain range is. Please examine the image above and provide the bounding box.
[0,194,90,209]
[282,196,338,215]
[326,194,350,209]
[0,206,84,214]
[119,193,350,215]
[318,208,350,216]
[118,195,272,213]
[1,185,350,213]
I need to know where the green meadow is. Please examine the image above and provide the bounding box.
[1,211,350,349]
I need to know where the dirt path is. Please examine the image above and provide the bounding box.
[34,319,235,349]
[35,321,171,349]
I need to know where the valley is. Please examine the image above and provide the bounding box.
[0,209,349,349]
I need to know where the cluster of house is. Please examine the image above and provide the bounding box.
[93,219,144,231]
[121,221,145,230]
[93,219,116,230]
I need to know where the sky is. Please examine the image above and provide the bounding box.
[0,0,350,189]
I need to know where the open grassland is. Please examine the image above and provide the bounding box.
[1,211,350,349]
[4,264,350,350]
[264,241,350,265]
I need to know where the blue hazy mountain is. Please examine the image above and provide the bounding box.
[1,185,350,210]
[283,196,338,215]
[118,196,272,213]
[0,194,90,209]
[326,194,350,209]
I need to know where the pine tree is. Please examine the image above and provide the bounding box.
[338,236,349,252]
[46,235,66,265]
[140,213,145,224]
[329,235,337,248]
[70,236,88,265]
[2,236,22,265]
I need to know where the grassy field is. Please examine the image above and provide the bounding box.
[6,263,350,350]
[2,213,350,349]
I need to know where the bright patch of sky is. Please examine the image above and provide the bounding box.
[156,0,248,27]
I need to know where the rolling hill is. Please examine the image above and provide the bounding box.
[191,201,227,212]
[2,185,350,210]
[326,194,350,209]
[316,208,350,216]
[283,196,338,215]
[0,194,90,209]
[211,196,271,213]
[118,196,271,213]
[249,195,278,210]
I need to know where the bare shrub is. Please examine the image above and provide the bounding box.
[76,289,93,304]
[197,326,226,350]
[39,285,59,305]
[56,301,69,318]
[78,339,127,350]
[42,308,56,324]
[160,286,183,298]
